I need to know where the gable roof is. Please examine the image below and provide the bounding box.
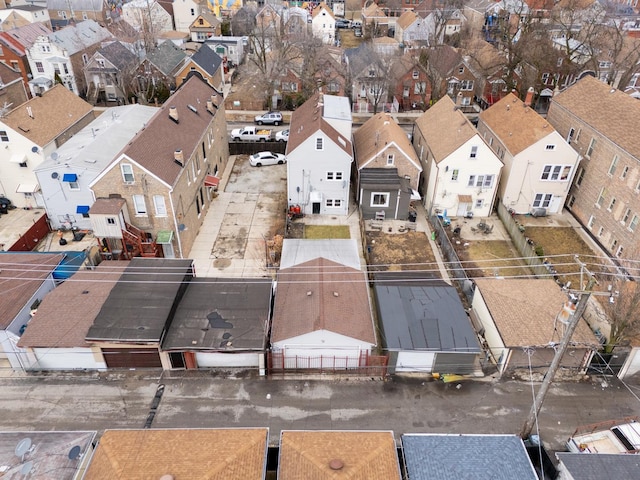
[86,258,194,343]
[0,84,94,147]
[0,22,51,55]
[84,428,268,480]
[280,239,362,270]
[0,59,23,85]
[286,92,352,156]
[363,2,388,18]
[272,258,375,344]
[397,10,420,29]
[344,42,382,78]
[423,45,462,76]
[17,262,129,348]
[402,434,537,479]
[190,11,221,28]
[551,76,640,159]
[162,277,271,351]
[414,95,477,161]
[474,278,599,347]
[375,277,481,353]
[96,41,139,70]
[354,112,421,170]
[556,453,640,478]
[0,253,65,330]
[312,2,334,19]
[118,76,222,187]
[145,40,188,76]
[47,0,105,12]
[188,44,223,75]
[47,19,112,55]
[479,93,556,155]
[279,431,401,479]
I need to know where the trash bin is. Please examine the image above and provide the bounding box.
[431,231,436,241]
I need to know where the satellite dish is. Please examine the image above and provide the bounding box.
[51,152,59,161]
[178,223,186,232]
[51,172,59,179]
[21,461,33,475]
[15,438,32,459]
[222,332,232,340]
[31,146,38,153]
[68,445,82,460]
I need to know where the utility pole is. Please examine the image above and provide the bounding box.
[520,276,597,439]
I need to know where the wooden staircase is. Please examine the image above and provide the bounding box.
[123,223,161,258]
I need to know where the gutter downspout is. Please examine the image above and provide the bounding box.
[168,190,184,259]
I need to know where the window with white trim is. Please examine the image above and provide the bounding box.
[545,144,555,150]
[386,154,394,165]
[121,164,134,183]
[470,146,478,158]
[326,171,343,180]
[133,195,147,215]
[68,180,79,190]
[566,127,575,144]
[316,137,324,150]
[153,195,167,216]
[533,193,552,208]
[460,79,473,90]
[621,165,629,179]
[598,226,604,237]
[587,215,595,229]
[107,217,116,225]
[622,208,631,225]
[451,169,459,181]
[596,187,605,208]
[575,168,584,186]
[36,61,44,73]
[371,192,389,207]
[541,164,572,181]
[0,131,8,142]
[616,245,624,258]
[630,215,639,232]
[475,199,484,208]
[608,155,619,176]
[607,197,616,212]
[586,137,596,158]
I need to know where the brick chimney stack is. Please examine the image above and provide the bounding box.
[524,87,535,107]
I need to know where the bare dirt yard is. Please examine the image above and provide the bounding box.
[453,240,531,278]
[523,226,600,280]
[365,231,439,275]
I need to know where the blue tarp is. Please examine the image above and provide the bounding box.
[62,173,77,182]
[76,205,90,214]
[53,251,86,280]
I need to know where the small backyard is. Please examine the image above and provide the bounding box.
[365,230,438,274]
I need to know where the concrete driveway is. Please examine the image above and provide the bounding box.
[189,155,286,277]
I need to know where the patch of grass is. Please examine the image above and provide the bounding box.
[460,240,531,278]
[366,231,437,273]
[304,225,350,239]
[524,227,599,278]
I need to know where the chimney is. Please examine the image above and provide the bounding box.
[206,100,216,114]
[456,91,463,106]
[168,106,179,124]
[174,149,184,167]
[524,87,535,107]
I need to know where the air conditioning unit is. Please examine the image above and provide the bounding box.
[531,207,547,217]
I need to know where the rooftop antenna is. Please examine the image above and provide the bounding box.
[14,438,32,461]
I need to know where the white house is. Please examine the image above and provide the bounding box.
[477,91,581,215]
[0,253,64,371]
[394,11,430,47]
[203,36,246,66]
[0,85,94,209]
[311,2,335,45]
[34,105,158,230]
[286,92,353,216]
[121,0,174,35]
[17,262,129,371]
[4,4,50,26]
[271,239,376,370]
[413,95,502,218]
[25,19,113,96]
[173,0,207,33]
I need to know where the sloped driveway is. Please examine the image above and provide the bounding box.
[189,155,287,277]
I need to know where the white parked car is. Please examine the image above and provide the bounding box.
[249,151,286,167]
[275,129,289,142]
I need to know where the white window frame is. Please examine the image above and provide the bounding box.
[630,215,639,232]
[316,137,324,150]
[68,180,79,190]
[533,193,552,208]
[545,144,555,150]
[153,195,167,217]
[121,164,134,183]
[587,215,595,229]
[133,195,147,215]
[470,146,478,158]
[586,137,596,158]
[371,192,390,207]
[596,187,605,208]
[451,169,459,181]
[607,197,616,212]
[608,155,619,176]
[386,154,394,165]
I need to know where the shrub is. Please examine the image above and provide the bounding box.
[534,245,544,257]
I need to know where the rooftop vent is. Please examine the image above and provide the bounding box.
[174,149,184,167]
[333,291,339,297]
[188,104,198,114]
[206,99,217,114]
[329,459,344,470]
[306,291,313,296]
[168,106,179,124]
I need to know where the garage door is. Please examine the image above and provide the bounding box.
[102,348,162,368]
[433,352,476,375]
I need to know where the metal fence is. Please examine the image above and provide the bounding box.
[429,215,475,303]
[228,141,286,156]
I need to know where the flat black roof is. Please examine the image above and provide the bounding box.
[374,274,480,352]
[162,278,272,351]
[86,258,193,343]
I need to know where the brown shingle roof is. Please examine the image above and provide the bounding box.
[354,112,420,170]
[414,95,477,162]
[474,278,599,347]
[312,2,335,19]
[287,92,352,156]
[89,197,127,215]
[121,76,222,187]
[479,93,556,155]
[550,76,640,159]
[1,85,93,147]
[17,262,129,348]
[396,10,419,29]
[272,258,375,344]
[279,431,401,479]
[0,253,64,330]
[84,428,268,480]
[424,45,462,77]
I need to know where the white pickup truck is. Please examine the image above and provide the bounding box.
[230,126,272,142]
